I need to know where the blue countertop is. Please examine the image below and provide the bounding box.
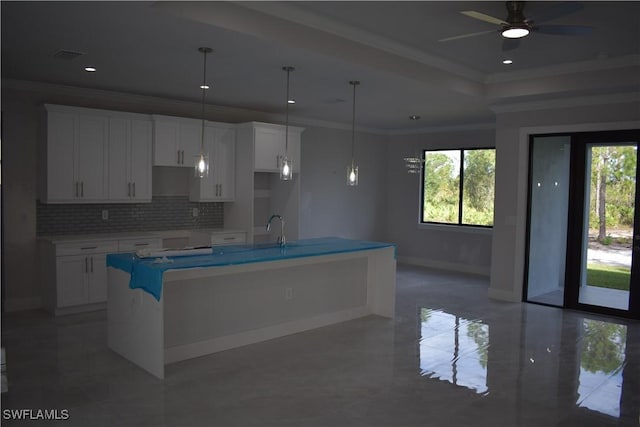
[107,237,396,301]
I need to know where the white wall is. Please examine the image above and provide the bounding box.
[386,128,496,275]
[299,126,388,242]
[489,100,640,302]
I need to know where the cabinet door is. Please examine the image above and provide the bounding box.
[129,119,153,201]
[88,254,108,303]
[153,120,180,166]
[56,255,89,307]
[216,127,236,200]
[179,121,203,167]
[46,111,77,201]
[108,118,130,200]
[254,127,284,171]
[76,114,108,200]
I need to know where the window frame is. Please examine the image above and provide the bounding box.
[419,147,495,229]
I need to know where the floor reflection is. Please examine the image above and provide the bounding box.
[418,308,489,394]
[577,319,627,417]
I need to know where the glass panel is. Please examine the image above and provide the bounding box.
[526,136,571,306]
[422,150,460,223]
[579,144,636,310]
[462,149,495,226]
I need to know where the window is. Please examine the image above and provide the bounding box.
[421,148,495,227]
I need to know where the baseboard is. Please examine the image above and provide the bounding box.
[488,287,522,302]
[397,256,490,277]
[3,297,43,312]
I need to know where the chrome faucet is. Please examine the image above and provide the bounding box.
[266,214,286,247]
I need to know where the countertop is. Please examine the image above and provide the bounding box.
[107,237,396,301]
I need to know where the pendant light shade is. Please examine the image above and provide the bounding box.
[347,80,360,186]
[194,47,212,179]
[280,66,295,181]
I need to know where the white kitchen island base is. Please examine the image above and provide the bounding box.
[108,246,395,379]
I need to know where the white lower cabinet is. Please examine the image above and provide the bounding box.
[44,236,162,314]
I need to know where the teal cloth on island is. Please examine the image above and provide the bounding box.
[106,237,396,301]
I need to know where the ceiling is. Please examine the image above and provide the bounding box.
[2,1,639,131]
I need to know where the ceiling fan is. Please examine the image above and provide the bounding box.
[439,1,593,51]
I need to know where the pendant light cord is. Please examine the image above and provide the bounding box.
[200,50,208,152]
[350,81,359,167]
[285,67,290,155]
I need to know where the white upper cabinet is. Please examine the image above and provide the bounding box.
[250,123,302,173]
[42,105,108,203]
[108,117,153,202]
[42,105,152,204]
[189,123,236,202]
[152,115,202,167]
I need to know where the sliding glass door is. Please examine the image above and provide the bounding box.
[526,130,640,319]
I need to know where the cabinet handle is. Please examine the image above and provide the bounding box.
[181,150,184,164]
[223,237,235,241]
[276,155,280,168]
[90,256,94,273]
[81,246,97,250]
[81,181,84,198]
[177,150,180,164]
[75,181,79,198]
[133,182,136,197]
[85,257,88,274]
[134,243,149,247]
[128,182,131,197]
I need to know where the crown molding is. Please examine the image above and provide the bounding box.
[387,122,496,136]
[485,54,640,84]
[490,92,640,114]
[1,78,390,135]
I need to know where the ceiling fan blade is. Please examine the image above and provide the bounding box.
[534,24,593,36]
[532,2,584,24]
[439,29,497,42]
[502,38,521,51]
[461,10,508,26]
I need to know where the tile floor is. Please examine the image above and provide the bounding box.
[1,264,639,426]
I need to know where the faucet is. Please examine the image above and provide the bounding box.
[266,214,286,247]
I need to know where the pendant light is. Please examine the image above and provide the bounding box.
[280,66,295,181]
[347,80,360,186]
[194,47,212,179]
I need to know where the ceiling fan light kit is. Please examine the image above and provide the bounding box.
[442,1,592,48]
[502,26,529,39]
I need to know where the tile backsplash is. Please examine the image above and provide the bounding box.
[37,196,223,235]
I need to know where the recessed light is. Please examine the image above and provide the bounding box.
[288,99,295,104]
[409,115,420,120]
[84,66,97,72]
[502,59,513,65]
[199,84,210,89]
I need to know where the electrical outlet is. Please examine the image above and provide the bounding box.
[192,208,199,217]
[101,210,109,220]
[285,287,293,300]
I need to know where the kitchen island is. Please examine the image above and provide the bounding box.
[107,237,396,378]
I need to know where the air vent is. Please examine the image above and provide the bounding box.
[53,49,85,60]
